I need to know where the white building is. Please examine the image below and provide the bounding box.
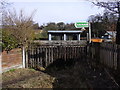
[103,31,116,39]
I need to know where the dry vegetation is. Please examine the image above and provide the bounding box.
[2,59,119,88]
[2,61,88,88]
[2,68,55,88]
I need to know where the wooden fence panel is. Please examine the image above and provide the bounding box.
[88,42,120,71]
[26,45,86,68]
[117,45,120,70]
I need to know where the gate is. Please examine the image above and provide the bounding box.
[25,45,86,69]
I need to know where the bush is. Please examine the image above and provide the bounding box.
[34,30,48,40]
[2,29,18,52]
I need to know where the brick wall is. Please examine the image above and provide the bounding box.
[2,48,22,69]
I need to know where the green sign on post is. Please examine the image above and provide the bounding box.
[74,22,89,28]
[74,22,91,43]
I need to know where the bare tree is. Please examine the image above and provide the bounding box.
[3,9,36,47]
[2,9,36,67]
[90,0,120,44]
[0,0,11,13]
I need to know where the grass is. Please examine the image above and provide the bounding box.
[7,69,16,72]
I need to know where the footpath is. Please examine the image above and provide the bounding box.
[45,58,120,88]
[80,59,120,88]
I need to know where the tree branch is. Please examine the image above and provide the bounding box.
[92,2,119,13]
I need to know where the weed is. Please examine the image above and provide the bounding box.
[8,69,16,72]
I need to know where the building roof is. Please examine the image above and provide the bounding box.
[105,31,116,37]
[48,30,82,34]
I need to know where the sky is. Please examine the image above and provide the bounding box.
[8,0,105,26]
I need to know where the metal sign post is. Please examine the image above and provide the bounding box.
[89,22,91,43]
[74,22,91,43]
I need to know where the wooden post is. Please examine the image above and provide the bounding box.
[87,33,89,42]
[25,49,28,68]
[45,47,48,67]
[78,34,80,41]
[0,52,2,89]
[0,18,2,84]
[117,45,120,71]
[49,34,52,41]
[40,46,42,67]
[64,34,66,41]
[94,42,100,64]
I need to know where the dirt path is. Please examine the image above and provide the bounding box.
[2,59,119,88]
[45,59,119,88]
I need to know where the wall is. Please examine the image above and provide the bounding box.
[2,48,22,71]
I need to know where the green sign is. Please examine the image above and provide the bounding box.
[75,22,89,28]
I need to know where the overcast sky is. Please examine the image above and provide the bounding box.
[8,0,105,26]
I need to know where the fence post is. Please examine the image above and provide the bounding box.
[22,46,26,68]
[25,48,28,68]
[94,42,100,64]
[85,45,88,59]
[86,43,91,59]
[117,45,120,71]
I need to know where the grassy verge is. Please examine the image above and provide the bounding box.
[2,68,55,88]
